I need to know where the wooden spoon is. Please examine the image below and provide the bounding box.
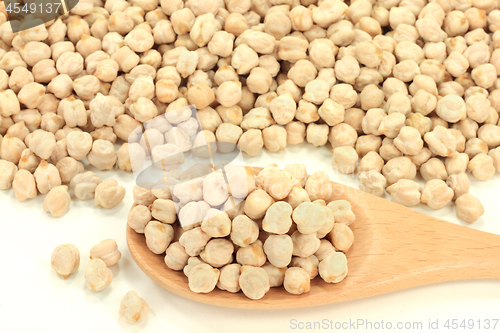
[127,173,500,309]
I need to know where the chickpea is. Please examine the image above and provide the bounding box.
[89,239,121,267]
[43,185,71,217]
[51,244,80,279]
[263,235,293,268]
[230,215,259,248]
[328,123,357,150]
[66,131,92,161]
[165,241,190,271]
[332,146,358,174]
[446,172,470,201]
[420,179,454,210]
[444,152,469,176]
[291,231,320,258]
[305,171,332,202]
[468,153,496,181]
[305,123,328,148]
[247,67,272,95]
[217,263,241,293]
[424,126,457,157]
[239,265,270,300]
[382,156,417,185]
[466,93,491,124]
[95,179,126,209]
[236,241,267,267]
[318,252,348,284]
[358,170,387,197]
[262,125,287,153]
[1,135,26,164]
[283,267,310,295]
[385,93,411,117]
[358,151,384,174]
[378,113,406,139]
[85,259,113,292]
[393,126,423,156]
[119,291,149,324]
[244,189,275,220]
[238,129,263,157]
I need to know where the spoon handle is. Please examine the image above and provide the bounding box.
[356,192,500,282]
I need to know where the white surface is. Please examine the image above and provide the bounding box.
[1,143,499,333]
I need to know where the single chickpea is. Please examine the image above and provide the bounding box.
[358,170,387,197]
[305,171,333,202]
[236,241,267,267]
[446,172,470,201]
[420,158,448,182]
[66,131,92,161]
[329,123,358,149]
[362,108,386,136]
[334,55,360,85]
[12,169,37,201]
[246,67,272,95]
[455,193,485,223]
[424,126,457,157]
[217,263,241,293]
[421,179,454,210]
[468,153,496,181]
[216,81,242,108]
[119,291,149,324]
[187,82,215,110]
[244,189,275,220]
[318,252,348,284]
[262,125,287,152]
[263,235,293,268]
[230,215,259,248]
[358,151,384,173]
[232,43,259,75]
[306,123,329,148]
[378,113,406,139]
[90,239,121,267]
[239,266,270,300]
[1,135,26,164]
[386,179,421,207]
[445,152,469,175]
[145,221,174,255]
[393,126,424,156]
[385,93,411,117]
[332,146,358,174]
[95,179,126,209]
[85,259,113,291]
[43,185,71,217]
[0,160,18,190]
[444,11,469,37]
[238,129,264,157]
[283,267,310,295]
[165,241,190,271]
[382,156,417,185]
[51,244,80,279]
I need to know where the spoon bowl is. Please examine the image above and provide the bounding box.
[127,169,500,309]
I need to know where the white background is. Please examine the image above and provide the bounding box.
[1,143,499,333]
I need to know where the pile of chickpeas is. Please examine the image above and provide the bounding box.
[0,0,496,224]
[128,163,354,299]
[0,0,499,306]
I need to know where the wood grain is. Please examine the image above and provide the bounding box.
[127,173,500,309]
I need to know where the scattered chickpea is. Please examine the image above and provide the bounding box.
[85,259,113,292]
[95,179,126,209]
[51,244,80,279]
[119,291,150,324]
[455,193,485,223]
[90,239,122,267]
